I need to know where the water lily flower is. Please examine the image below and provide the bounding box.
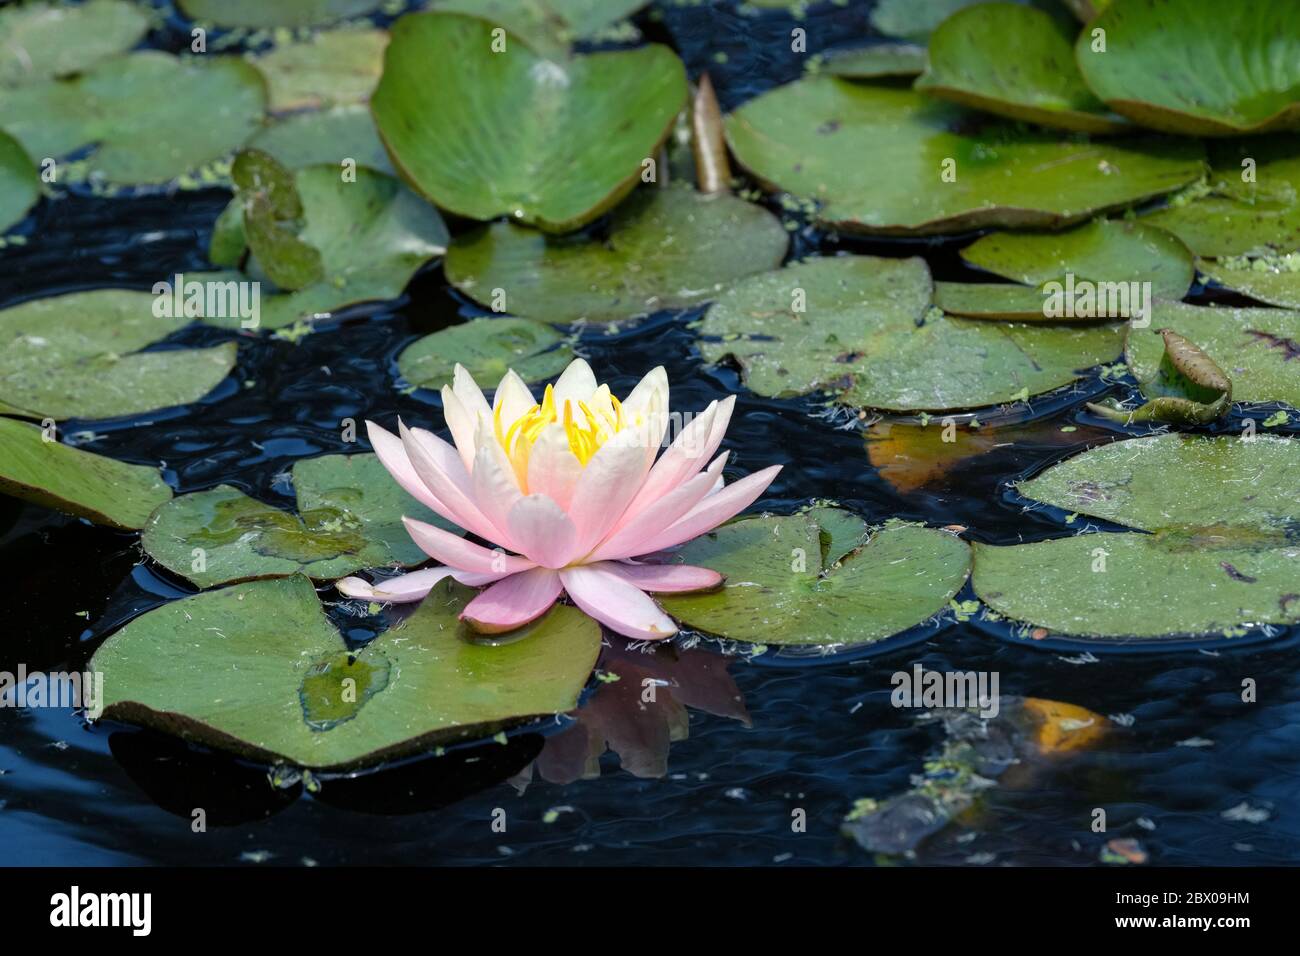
[337,359,781,640]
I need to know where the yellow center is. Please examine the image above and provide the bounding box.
[494,384,626,485]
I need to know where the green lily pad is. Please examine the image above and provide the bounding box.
[916,3,1127,134]
[1125,301,1300,408]
[933,282,1055,320]
[398,317,575,390]
[982,432,1300,639]
[1088,328,1231,425]
[1199,254,1300,310]
[659,511,970,647]
[961,219,1194,299]
[90,575,603,769]
[1142,138,1300,257]
[0,130,39,233]
[1016,432,1300,533]
[176,0,382,28]
[870,0,1033,42]
[698,256,1124,411]
[142,452,457,588]
[245,105,394,176]
[444,185,789,324]
[0,0,150,87]
[0,51,266,186]
[205,162,448,330]
[0,417,171,530]
[0,289,237,420]
[973,532,1300,639]
[821,44,927,79]
[432,0,649,59]
[725,77,1203,235]
[249,28,387,113]
[371,12,686,233]
[1075,0,1300,136]
[233,149,323,292]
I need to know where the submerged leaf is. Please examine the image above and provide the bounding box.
[90,576,603,769]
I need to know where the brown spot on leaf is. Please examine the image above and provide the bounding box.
[1247,330,1300,360]
[1220,562,1257,583]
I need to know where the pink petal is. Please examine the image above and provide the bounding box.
[507,494,579,568]
[399,421,502,543]
[525,423,582,510]
[402,516,534,575]
[552,358,598,410]
[566,424,657,556]
[560,564,678,641]
[590,452,729,561]
[624,396,734,520]
[608,562,723,593]
[439,386,478,473]
[471,440,523,537]
[460,567,563,634]
[636,464,782,555]
[366,421,447,514]
[336,567,456,603]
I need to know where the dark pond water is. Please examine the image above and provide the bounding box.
[1,0,1298,867]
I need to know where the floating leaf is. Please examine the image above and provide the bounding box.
[0,130,39,232]
[249,28,388,113]
[973,532,1300,639]
[659,511,970,647]
[0,51,265,185]
[205,163,448,330]
[445,185,788,324]
[870,0,1031,42]
[916,3,1127,134]
[1076,0,1300,136]
[1142,138,1300,257]
[1088,328,1231,424]
[961,219,1194,299]
[933,282,1051,320]
[176,0,382,28]
[398,317,575,389]
[371,12,686,233]
[1125,301,1300,408]
[698,256,1124,411]
[725,77,1203,235]
[1016,432,1300,533]
[0,417,171,530]
[822,44,927,79]
[90,576,603,769]
[142,452,457,587]
[1198,254,1300,310]
[245,105,394,176]
[432,0,649,59]
[0,0,150,87]
[0,289,237,420]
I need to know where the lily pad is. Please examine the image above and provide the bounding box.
[973,532,1300,639]
[1125,301,1300,408]
[0,417,171,530]
[725,77,1203,235]
[0,0,150,87]
[0,289,237,420]
[0,51,265,186]
[1198,255,1300,310]
[371,12,686,233]
[981,432,1300,639]
[176,0,382,28]
[916,3,1127,134]
[433,0,649,59]
[961,219,1194,299]
[1016,433,1300,533]
[444,185,789,324]
[821,44,927,79]
[933,281,1055,320]
[398,317,575,389]
[142,452,457,588]
[870,0,1032,42]
[244,105,394,176]
[1142,139,1300,257]
[1088,328,1231,425]
[0,130,39,232]
[249,28,388,113]
[90,575,603,769]
[698,256,1124,411]
[206,162,448,329]
[1075,0,1300,136]
[659,511,970,647]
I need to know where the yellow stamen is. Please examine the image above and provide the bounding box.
[494,381,630,484]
